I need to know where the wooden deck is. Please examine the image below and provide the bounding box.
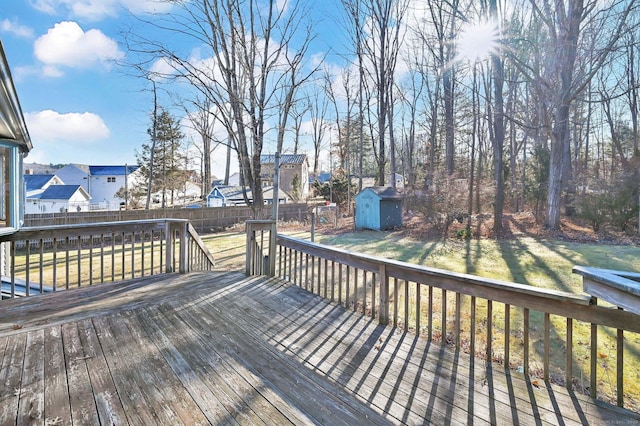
[1,272,639,425]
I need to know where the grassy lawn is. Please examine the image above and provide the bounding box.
[314,230,640,294]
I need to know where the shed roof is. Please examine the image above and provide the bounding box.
[260,154,307,165]
[0,41,31,151]
[358,186,403,200]
[89,165,139,176]
[37,185,89,200]
[25,174,56,191]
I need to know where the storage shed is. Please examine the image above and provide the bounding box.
[355,186,403,230]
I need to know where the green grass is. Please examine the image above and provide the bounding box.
[315,230,640,294]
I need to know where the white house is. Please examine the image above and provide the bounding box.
[24,174,64,199]
[25,185,91,214]
[55,164,140,210]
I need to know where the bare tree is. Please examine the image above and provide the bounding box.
[125,0,314,217]
[517,0,637,229]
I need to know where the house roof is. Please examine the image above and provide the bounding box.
[25,174,56,191]
[0,41,31,151]
[209,185,289,201]
[37,185,89,200]
[89,165,139,176]
[211,186,252,200]
[358,186,403,200]
[260,154,307,165]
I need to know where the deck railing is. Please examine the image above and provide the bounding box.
[0,219,215,299]
[264,233,640,411]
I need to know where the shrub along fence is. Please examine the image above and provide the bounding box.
[24,203,309,233]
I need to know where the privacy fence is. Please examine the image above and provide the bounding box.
[24,203,309,233]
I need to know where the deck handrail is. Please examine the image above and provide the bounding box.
[0,218,215,299]
[269,233,640,411]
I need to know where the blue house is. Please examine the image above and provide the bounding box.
[355,186,403,231]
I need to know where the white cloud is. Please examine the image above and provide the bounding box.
[0,19,35,38]
[29,0,173,21]
[25,110,110,142]
[34,21,124,75]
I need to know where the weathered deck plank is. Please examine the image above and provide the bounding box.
[17,329,44,425]
[43,326,72,425]
[0,271,639,425]
[76,318,127,425]
[0,333,26,424]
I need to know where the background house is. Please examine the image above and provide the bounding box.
[25,185,91,214]
[207,185,289,207]
[55,164,139,210]
[261,154,309,201]
[355,186,403,231]
[24,174,64,199]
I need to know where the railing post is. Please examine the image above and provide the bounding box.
[268,220,276,277]
[379,263,389,325]
[179,222,187,274]
[245,222,253,276]
[165,221,173,273]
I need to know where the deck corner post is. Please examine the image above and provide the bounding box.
[165,221,173,273]
[379,263,389,325]
[245,222,253,276]
[268,220,276,277]
[178,221,187,274]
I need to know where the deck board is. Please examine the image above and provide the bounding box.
[0,271,639,425]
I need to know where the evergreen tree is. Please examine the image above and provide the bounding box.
[136,109,186,207]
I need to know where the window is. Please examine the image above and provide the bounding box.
[107,177,116,183]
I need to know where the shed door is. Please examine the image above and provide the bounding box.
[360,195,376,229]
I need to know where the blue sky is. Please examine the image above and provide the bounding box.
[1,0,345,174]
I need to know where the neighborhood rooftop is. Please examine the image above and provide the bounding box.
[260,154,307,164]
[89,165,139,175]
[36,185,87,200]
[24,174,56,192]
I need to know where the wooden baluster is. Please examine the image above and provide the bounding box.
[455,292,461,349]
[566,317,573,390]
[471,296,476,358]
[52,237,57,291]
[39,240,44,293]
[617,307,624,407]
[77,235,81,287]
[346,265,351,308]
[338,263,342,305]
[393,278,399,328]
[590,298,598,399]
[404,279,409,331]
[25,240,30,297]
[487,300,492,359]
[505,304,511,369]
[65,236,70,289]
[544,313,550,381]
[89,235,94,285]
[524,308,530,376]
[353,269,358,313]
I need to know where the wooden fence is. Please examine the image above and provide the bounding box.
[24,203,309,233]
